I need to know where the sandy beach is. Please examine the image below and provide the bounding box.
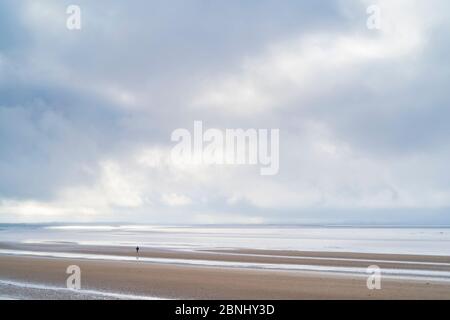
[1,242,450,299]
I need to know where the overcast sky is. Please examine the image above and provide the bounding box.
[1,0,449,224]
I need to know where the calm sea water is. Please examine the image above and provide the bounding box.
[1,224,450,255]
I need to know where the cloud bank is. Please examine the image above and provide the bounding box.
[1,0,449,224]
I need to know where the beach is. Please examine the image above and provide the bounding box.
[1,224,450,299]
[1,243,450,299]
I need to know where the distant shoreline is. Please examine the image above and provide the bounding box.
[3,223,450,228]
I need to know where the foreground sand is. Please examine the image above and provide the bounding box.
[1,243,450,299]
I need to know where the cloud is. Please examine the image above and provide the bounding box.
[0,0,450,224]
[191,0,429,116]
[161,193,192,207]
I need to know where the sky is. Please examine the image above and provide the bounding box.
[0,0,449,224]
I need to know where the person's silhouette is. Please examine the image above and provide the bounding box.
[136,246,140,260]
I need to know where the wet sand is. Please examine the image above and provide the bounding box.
[2,242,450,271]
[1,243,450,299]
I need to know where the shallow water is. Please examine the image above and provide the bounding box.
[0,280,164,300]
[1,224,450,256]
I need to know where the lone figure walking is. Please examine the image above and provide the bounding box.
[136,246,140,260]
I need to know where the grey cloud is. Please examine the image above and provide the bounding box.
[1,0,450,223]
